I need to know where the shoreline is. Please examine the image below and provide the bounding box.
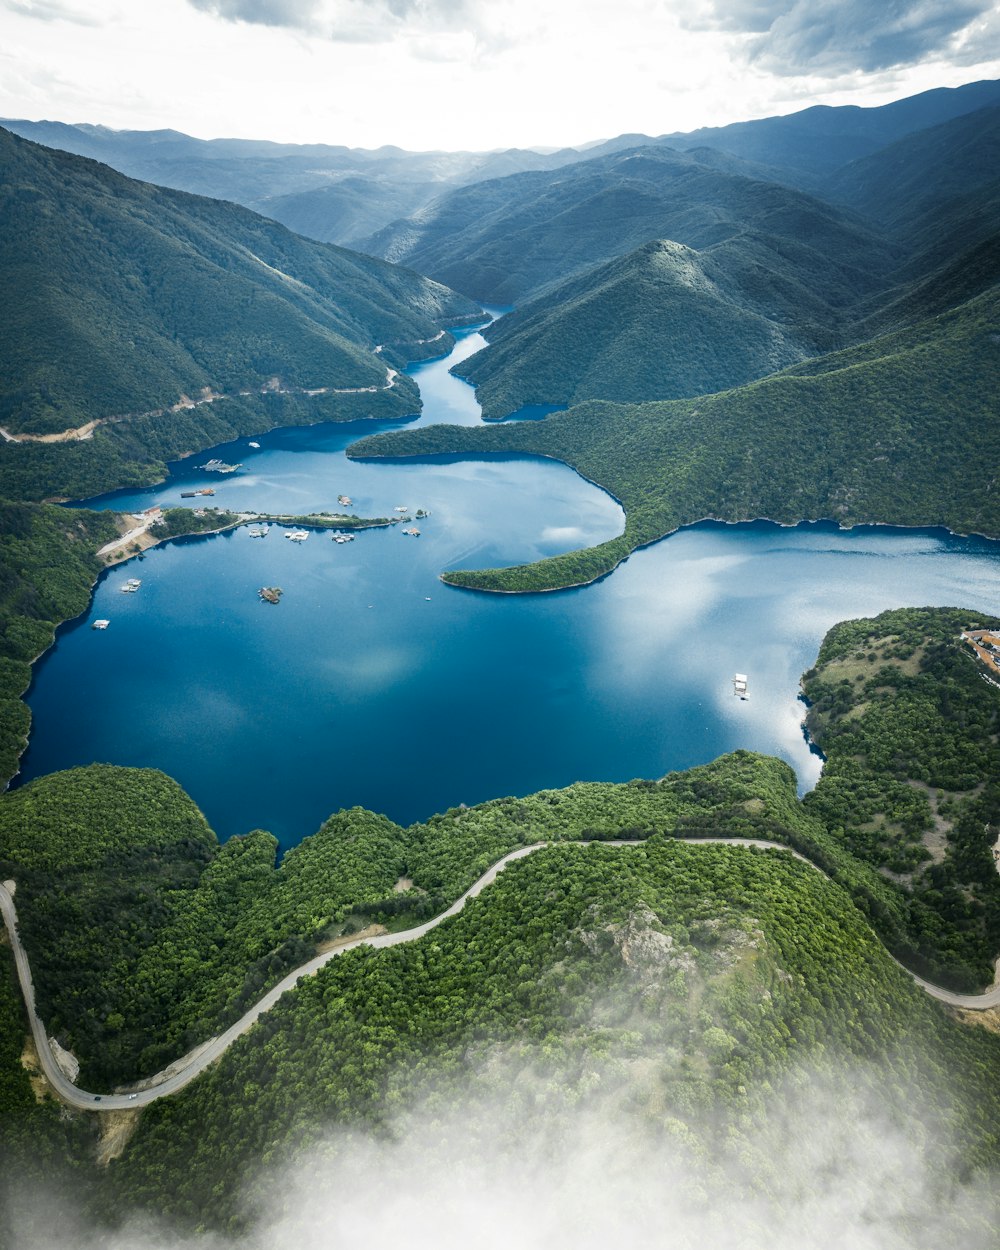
[441,508,1000,595]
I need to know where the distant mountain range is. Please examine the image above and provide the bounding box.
[6,77,999,248]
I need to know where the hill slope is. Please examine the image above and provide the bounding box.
[362,146,897,305]
[458,226,872,418]
[350,286,1000,590]
[0,127,480,437]
[660,78,1000,178]
[2,677,1000,1232]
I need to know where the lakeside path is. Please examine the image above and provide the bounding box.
[4,837,1000,1114]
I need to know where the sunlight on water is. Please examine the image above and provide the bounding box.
[19,334,1000,847]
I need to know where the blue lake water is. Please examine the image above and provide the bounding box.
[18,323,1000,848]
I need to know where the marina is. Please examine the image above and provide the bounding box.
[284,529,309,542]
[198,459,242,474]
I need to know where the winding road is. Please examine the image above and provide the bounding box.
[3,837,999,1114]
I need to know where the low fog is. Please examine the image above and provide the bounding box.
[4,1060,997,1250]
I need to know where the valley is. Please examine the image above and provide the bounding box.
[1,68,999,1248]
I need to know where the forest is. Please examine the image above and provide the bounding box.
[0,608,997,1112]
[350,287,1000,592]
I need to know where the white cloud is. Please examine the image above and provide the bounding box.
[1,0,101,24]
[0,0,998,148]
[683,0,997,76]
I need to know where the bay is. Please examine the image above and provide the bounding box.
[17,323,1000,847]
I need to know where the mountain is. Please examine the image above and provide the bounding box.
[0,119,598,246]
[7,78,998,249]
[659,78,1000,179]
[458,237,818,418]
[363,145,897,305]
[0,126,480,437]
[350,284,1000,591]
[253,175,446,250]
[824,104,1000,313]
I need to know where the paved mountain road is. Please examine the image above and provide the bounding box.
[3,837,999,1113]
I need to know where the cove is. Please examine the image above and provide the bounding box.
[17,326,1000,848]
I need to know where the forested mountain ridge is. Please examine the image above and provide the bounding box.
[361,145,897,305]
[824,103,1000,234]
[351,284,1000,591]
[457,225,871,418]
[658,78,1000,179]
[0,126,480,437]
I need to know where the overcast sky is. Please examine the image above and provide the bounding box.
[1,0,999,150]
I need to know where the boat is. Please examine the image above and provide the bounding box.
[92,619,110,630]
[195,488,215,496]
[180,491,197,498]
[249,441,261,449]
[126,578,141,587]
[394,506,409,513]
[258,586,282,604]
[338,495,353,507]
[285,529,309,542]
[733,673,749,700]
[198,458,242,474]
[402,527,421,537]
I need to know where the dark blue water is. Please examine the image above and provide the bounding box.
[19,326,1000,847]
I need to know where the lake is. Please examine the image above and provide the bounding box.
[18,322,1000,847]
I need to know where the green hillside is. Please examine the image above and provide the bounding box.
[350,286,1000,592]
[803,607,1000,984]
[0,126,480,437]
[661,78,1000,176]
[102,838,1000,1234]
[0,501,118,783]
[459,233,853,420]
[364,146,896,305]
[825,104,1000,234]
